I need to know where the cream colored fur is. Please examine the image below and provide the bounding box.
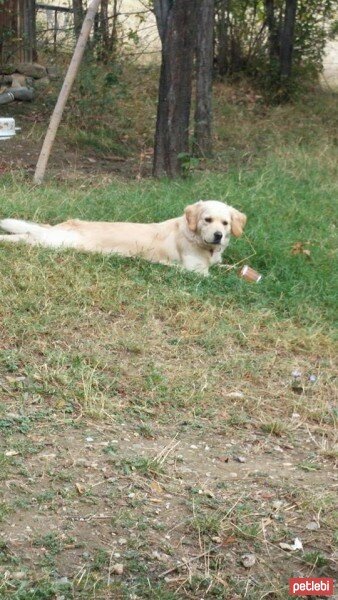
[0,200,246,276]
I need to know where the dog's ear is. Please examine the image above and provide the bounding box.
[230,207,247,237]
[185,201,203,232]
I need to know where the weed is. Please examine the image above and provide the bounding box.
[121,456,164,477]
[92,548,109,570]
[178,152,200,177]
[0,501,10,522]
[136,422,155,439]
[303,551,328,569]
[191,512,222,537]
[9,580,71,600]
[298,460,321,472]
[260,420,288,436]
[33,533,63,555]
[0,454,10,480]
[103,442,118,455]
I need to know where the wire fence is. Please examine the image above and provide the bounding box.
[35,2,161,59]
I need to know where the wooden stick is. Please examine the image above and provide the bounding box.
[34,0,100,184]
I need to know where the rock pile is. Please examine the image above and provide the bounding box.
[0,63,58,105]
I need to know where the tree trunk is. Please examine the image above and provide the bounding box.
[216,0,229,77]
[280,0,297,80]
[264,0,279,64]
[194,0,214,157]
[23,0,36,62]
[99,0,109,61]
[109,0,118,58]
[73,0,83,38]
[153,0,198,178]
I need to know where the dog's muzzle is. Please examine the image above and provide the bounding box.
[212,231,223,244]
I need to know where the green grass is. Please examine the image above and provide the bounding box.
[1,150,336,327]
[0,148,336,427]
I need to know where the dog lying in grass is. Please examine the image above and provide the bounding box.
[0,200,246,276]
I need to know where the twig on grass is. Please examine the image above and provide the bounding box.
[220,492,246,523]
[219,232,258,272]
[153,434,179,465]
[107,547,116,586]
[158,544,221,578]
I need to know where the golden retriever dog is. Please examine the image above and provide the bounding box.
[0,200,246,276]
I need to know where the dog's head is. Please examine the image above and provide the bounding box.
[184,200,247,247]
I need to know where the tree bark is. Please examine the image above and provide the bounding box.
[280,0,297,80]
[73,0,83,38]
[109,0,118,58]
[216,0,229,77]
[153,0,198,178]
[99,0,109,61]
[23,0,36,62]
[194,0,214,157]
[264,0,279,65]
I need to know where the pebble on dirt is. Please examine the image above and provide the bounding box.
[241,553,256,568]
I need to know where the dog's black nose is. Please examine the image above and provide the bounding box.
[213,231,223,242]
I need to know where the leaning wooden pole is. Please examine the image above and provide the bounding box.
[34,0,100,184]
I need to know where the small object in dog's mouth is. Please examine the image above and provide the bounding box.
[238,265,262,283]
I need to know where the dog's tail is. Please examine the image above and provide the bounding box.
[0,218,46,235]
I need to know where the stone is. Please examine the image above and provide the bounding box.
[241,553,256,568]
[11,73,26,88]
[234,456,246,463]
[11,572,26,580]
[0,64,16,75]
[118,538,127,545]
[110,563,124,575]
[306,521,320,531]
[33,77,50,90]
[17,63,47,79]
[47,65,59,80]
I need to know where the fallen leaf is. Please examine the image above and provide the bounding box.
[293,538,303,550]
[211,536,222,543]
[279,537,303,551]
[75,483,86,495]
[222,536,236,545]
[150,480,163,495]
[291,242,311,258]
[279,542,295,551]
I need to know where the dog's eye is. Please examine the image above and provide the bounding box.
[222,220,228,226]
[205,217,212,223]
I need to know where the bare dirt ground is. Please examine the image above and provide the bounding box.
[1,367,337,598]
[0,106,143,180]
